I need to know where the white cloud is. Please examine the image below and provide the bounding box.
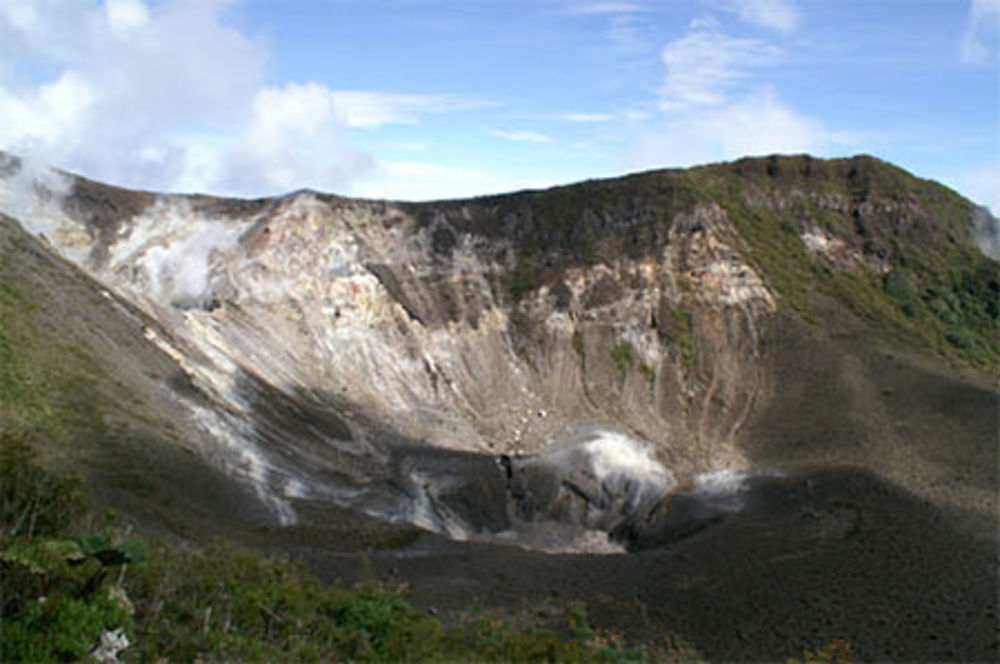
[564,0,649,51]
[0,1,479,198]
[961,0,1000,64]
[626,12,863,178]
[948,163,1000,214]
[622,110,649,121]
[524,111,647,126]
[490,129,555,143]
[212,83,375,196]
[0,72,96,151]
[608,14,647,53]
[352,160,560,201]
[636,16,847,171]
[561,113,615,122]
[632,88,837,169]
[328,91,484,129]
[105,0,151,36]
[719,0,801,34]
[659,27,780,111]
[370,140,432,153]
[0,0,266,190]
[568,2,644,15]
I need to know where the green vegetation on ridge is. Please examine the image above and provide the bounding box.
[493,155,997,371]
[688,155,1000,371]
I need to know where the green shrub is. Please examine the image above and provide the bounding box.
[665,306,694,368]
[640,363,655,386]
[573,329,586,357]
[611,342,635,374]
[788,638,852,663]
[2,591,132,663]
[882,268,923,318]
[510,251,541,299]
[0,432,89,538]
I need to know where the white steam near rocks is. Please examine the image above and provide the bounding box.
[107,199,250,307]
[0,154,73,240]
[511,429,676,532]
[584,430,676,501]
[972,205,1000,260]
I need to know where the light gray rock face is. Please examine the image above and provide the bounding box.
[91,628,130,663]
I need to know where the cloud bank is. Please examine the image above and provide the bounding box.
[0,0,476,198]
[0,0,269,192]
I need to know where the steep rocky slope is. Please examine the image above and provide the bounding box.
[1,153,997,659]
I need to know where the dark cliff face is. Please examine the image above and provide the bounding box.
[0,153,996,541]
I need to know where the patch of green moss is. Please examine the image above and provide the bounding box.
[373,525,424,551]
[0,274,107,442]
[639,363,655,391]
[509,251,541,299]
[1,433,90,538]
[0,285,48,427]
[611,342,634,375]
[572,329,586,357]
[663,306,694,368]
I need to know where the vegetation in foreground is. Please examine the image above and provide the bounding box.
[0,434,854,663]
[2,432,705,663]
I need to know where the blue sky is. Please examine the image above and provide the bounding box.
[1,0,997,210]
